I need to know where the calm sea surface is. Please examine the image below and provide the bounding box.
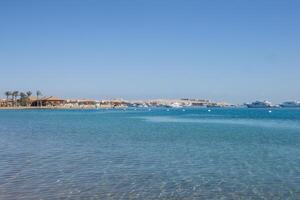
[0,108,300,199]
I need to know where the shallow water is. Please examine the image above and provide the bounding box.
[0,108,300,199]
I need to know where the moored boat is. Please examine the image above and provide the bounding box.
[246,101,272,108]
[280,101,300,108]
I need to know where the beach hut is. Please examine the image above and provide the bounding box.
[31,96,66,107]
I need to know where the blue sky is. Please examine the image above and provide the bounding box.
[0,0,299,103]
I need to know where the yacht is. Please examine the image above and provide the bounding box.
[246,101,272,108]
[170,102,182,108]
[280,101,300,108]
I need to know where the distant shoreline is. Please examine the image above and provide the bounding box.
[1,106,300,111]
[0,106,107,110]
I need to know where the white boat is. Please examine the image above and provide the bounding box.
[280,101,300,108]
[246,101,272,108]
[170,102,182,108]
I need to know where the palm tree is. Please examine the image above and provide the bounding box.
[26,91,32,107]
[26,91,32,97]
[20,92,26,98]
[4,91,12,107]
[36,90,42,107]
[20,92,27,106]
[12,91,19,107]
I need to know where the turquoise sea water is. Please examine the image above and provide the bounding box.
[0,108,300,199]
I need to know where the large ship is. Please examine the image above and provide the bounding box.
[280,101,300,108]
[246,101,272,108]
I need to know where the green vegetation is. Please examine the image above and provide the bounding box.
[3,90,41,107]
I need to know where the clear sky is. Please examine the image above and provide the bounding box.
[0,0,299,103]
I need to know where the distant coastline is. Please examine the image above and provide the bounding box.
[1,90,300,109]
